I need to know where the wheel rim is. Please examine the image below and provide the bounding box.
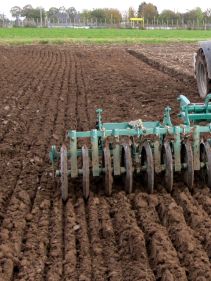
[60,145,68,201]
[123,144,133,193]
[141,141,154,194]
[104,145,113,196]
[200,142,211,188]
[181,142,194,190]
[161,141,173,192]
[82,145,90,200]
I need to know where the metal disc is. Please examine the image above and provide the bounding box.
[141,141,154,194]
[200,141,211,188]
[181,142,194,190]
[60,144,68,201]
[104,145,113,196]
[82,145,90,200]
[161,141,173,192]
[123,144,133,193]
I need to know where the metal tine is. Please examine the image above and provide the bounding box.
[140,141,154,194]
[113,141,121,176]
[60,144,68,201]
[181,141,194,190]
[103,143,113,196]
[161,140,173,193]
[91,129,99,177]
[82,145,90,200]
[122,144,133,194]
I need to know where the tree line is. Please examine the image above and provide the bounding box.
[136,3,211,24]
[9,5,122,26]
[4,2,211,26]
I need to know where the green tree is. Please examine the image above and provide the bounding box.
[67,7,77,21]
[90,9,106,23]
[159,10,179,21]
[58,6,68,21]
[21,5,33,18]
[204,9,211,22]
[80,10,92,22]
[104,9,122,23]
[138,2,158,20]
[184,7,204,24]
[21,5,45,21]
[138,2,147,17]
[0,14,9,26]
[47,7,59,22]
[128,7,136,19]
[10,6,22,21]
[195,7,204,23]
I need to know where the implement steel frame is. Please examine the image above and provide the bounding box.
[50,94,211,178]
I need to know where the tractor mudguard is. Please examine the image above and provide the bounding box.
[198,41,211,79]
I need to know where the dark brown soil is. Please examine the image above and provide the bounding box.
[0,43,210,281]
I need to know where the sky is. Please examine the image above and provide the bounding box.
[1,0,211,18]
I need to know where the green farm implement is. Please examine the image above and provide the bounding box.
[50,94,211,201]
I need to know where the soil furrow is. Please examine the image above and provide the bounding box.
[132,193,188,280]
[13,175,52,280]
[14,50,67,279]
[44,50,77,280]
[0,43,210,281]
[67,52,77,129]
[157,193,211,280]
[76,54,91,129]
[87,196,107,280]
[0,48,50,143]
[74,55,87,131]
[74,198,92,280]
[110,192,155,281]
[0,166,41,280]
[0,48,64,280]
[45,186,63,281]
[127,49,196,87]
[194,188,211,216]
[0,48,54,176]
[172,189,211,259]
[62,198,77,281]
[0,49,57,226]
[98,197,124,281]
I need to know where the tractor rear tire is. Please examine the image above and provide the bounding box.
[195,49,211,98]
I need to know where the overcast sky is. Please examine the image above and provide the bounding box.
[1,0,211,18]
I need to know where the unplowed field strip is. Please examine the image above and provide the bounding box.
[0,44,211,280]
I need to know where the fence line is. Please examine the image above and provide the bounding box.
[1,18,211,29]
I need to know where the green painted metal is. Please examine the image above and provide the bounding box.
[113,141,121,176]
[163,106,172,126]
[178,94,211,125]
[49,95,211,181]
[193,126,200,170]
[173,126,181,172]
[70,130,78,178]
[154,140,161,173]
[91,129,99,176]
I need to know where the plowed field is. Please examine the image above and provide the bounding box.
[0,44,211,281]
